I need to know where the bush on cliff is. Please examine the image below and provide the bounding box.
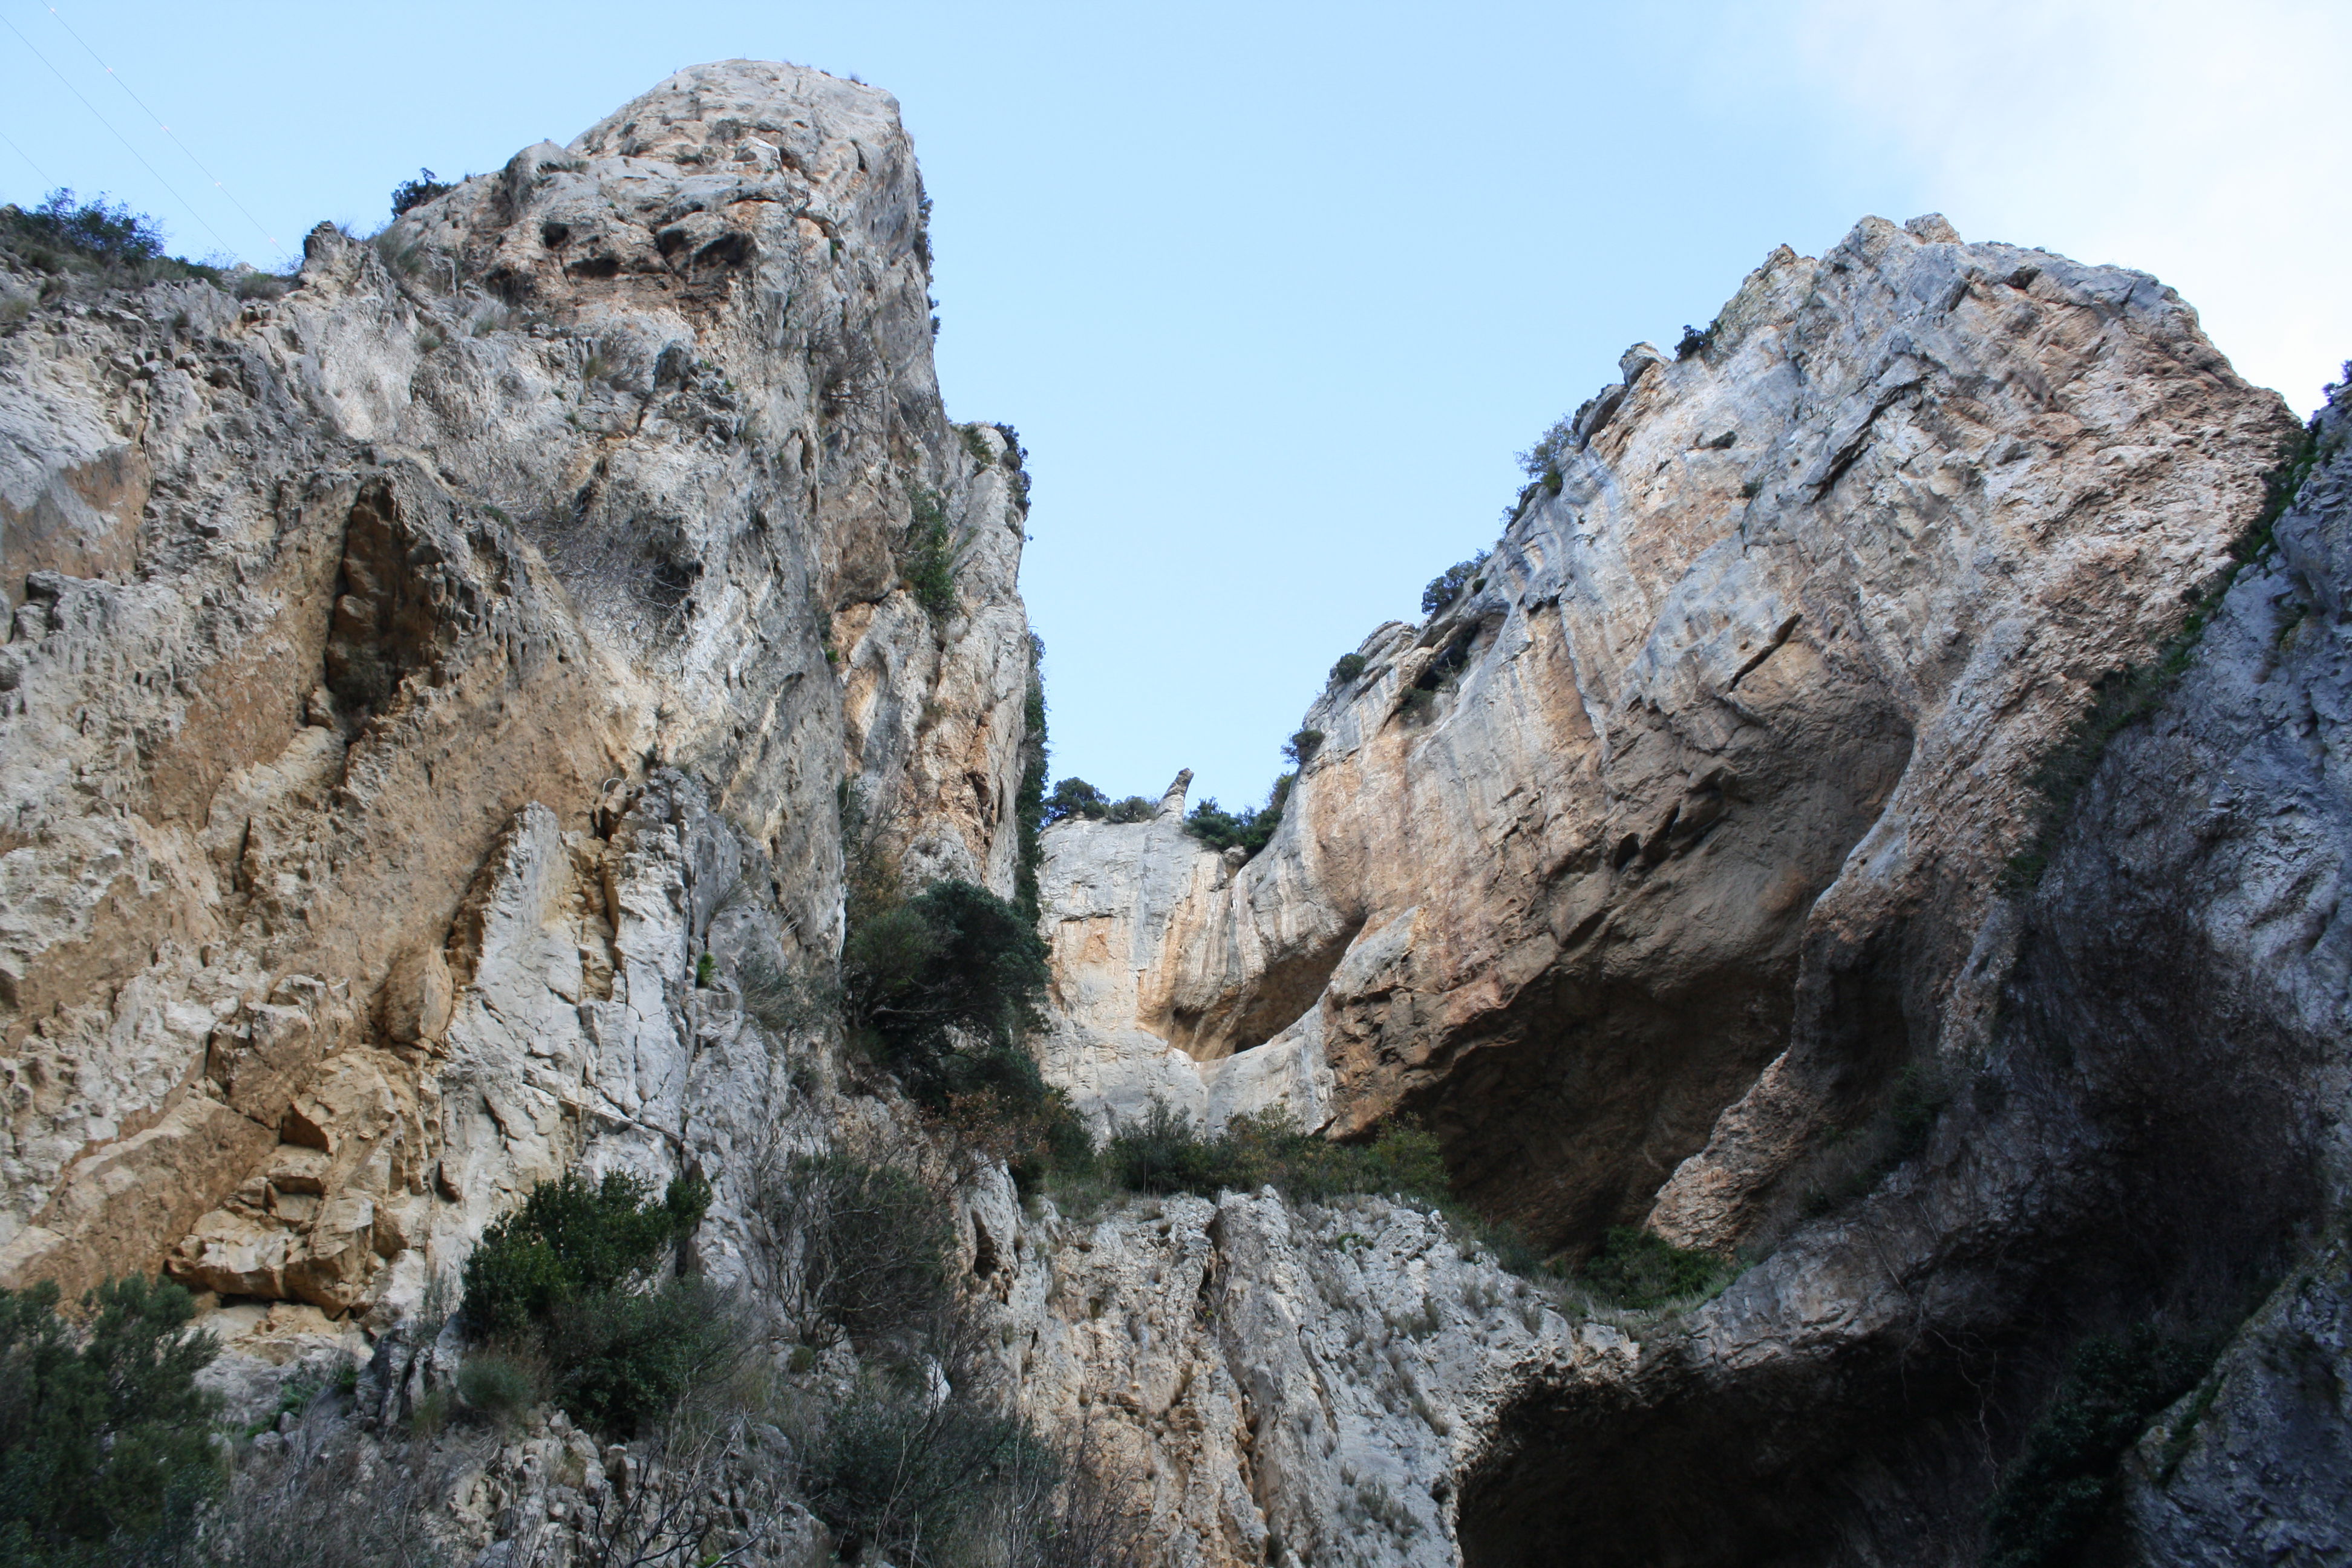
[0,190,224,297]
[1420,552,1490,617]
[1044,777,1152,825]
[843,877,1051,1104]
[0,1276,221,1564]
[1184,773,1293,860]
[901,488,957,618]
[1984,1326,2215,1568]
[1104,1100,1448,1207]
[459,1169,731,1434]
[1578,1227,1731,1310]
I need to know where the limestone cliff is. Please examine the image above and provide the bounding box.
[1040,214,2301,1253]
[0,60,1033,1318]
[5,55,2351,1568]
[1033,220,2352,1564]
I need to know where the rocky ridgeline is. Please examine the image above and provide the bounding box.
[2,57,2348,1568]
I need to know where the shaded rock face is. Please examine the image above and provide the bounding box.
[0,60,1033,1310]
[1039,216,2302,1258]
[1452,378,2352,1567]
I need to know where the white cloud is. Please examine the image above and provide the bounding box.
[1771,0,2349,410]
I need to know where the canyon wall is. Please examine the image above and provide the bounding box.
[1039,214,2302,1252]
[5,54,2349,1568]
[0,60,1033,1321]
[1033,222,2352,1564]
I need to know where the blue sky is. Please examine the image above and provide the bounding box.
[4,1,2343,809]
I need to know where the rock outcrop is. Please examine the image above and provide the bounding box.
[1039,215,2302,1254]
[0,60,1033,1317]
[1034,221,2352,1564]
[8,54,2351,1568]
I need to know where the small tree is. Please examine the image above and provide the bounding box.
[843,878,1051,1106]
[458,1170,725,1435]
[460,1170,708,1338]
[1420,552,1490,617]
[0,1276,220,1563]
[389,168,454,217]
[1043,777,1111,823]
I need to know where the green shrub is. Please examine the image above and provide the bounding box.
[1676,318,1720,359]
[0,1276,220,1564]
[1985,1327,2214,1568]
[0,191,226,301]
[843,878,1051,1108]
[1104,1101,1449,1207]
[1184,773,1293,860]
[1044,776,1110,824]
[7,191,162,265]
[454,1349,543,1427]
[460,1170,709,1340]
[901,487,957,618]
[389,168,453,217]
[995,423,1031,511]
[1579,1227,1731,1309]
[1048,779,1157,826]
[1517,420,1576,487]
[1420,552,1489,616]
[541,1278,742,1435]
[1283,728,1324,766]
[457,1169,718,1434]
[1330,652,1370,686]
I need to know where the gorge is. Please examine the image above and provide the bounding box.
[2,59,2347,1568]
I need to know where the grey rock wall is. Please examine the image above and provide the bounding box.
[0,60,1033,1319]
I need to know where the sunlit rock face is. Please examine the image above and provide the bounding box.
[1028,217,2352,1565]
[0,60,1033,1314]
[1039,214,2301,1254]
[10,50,2352,1567]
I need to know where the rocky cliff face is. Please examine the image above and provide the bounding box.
[1033,222,2352,1564]
[0,60,1033,1321]
[1040,214,2301,1252]
[6,56,2349,1568]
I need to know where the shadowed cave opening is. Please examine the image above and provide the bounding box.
[1455,1348,2009,1568]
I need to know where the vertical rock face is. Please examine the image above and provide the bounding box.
[1028,221,2352,1564]
[0,60,1033,1313]
[1039,216,2303,1255]
[7,57,2350,1568]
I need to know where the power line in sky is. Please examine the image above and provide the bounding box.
[38,2,287,259]
[0,122,53,189]
[0,5,240,260]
